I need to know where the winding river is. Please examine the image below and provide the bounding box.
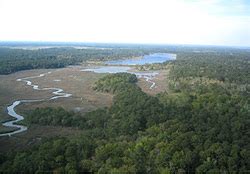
[0,71,72,137]
[0,68,157,137]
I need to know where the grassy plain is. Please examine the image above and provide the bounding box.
[0,65,169,150]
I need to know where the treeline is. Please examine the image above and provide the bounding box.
[3,44,248,75]
[0,47,155,74]
[1,72,249,173]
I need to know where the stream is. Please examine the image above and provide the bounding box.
[0,71,72,137]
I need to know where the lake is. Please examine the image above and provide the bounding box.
[105,53,176,65]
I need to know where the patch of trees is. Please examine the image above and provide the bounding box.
[93,73,137,93]
[1,71,249,173]
[92,73,164,136]
[24,107,86,128]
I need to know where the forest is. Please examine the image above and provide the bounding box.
[0,47,154,74]
[0,44,249,173]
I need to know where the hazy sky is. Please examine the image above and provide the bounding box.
[0,0,250,46]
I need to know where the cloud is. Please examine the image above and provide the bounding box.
[0,0,249,46]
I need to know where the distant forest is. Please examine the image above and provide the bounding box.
[0,47,153,74]
[1,43,249,76]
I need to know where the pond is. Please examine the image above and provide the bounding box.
[82,66,131,73]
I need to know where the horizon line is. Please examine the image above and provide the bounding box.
[0,40,249,49]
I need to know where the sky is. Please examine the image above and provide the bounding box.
[0,0,250,46]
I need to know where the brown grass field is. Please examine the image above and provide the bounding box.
[0,65,169,151]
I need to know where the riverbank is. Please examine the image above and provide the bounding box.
[0,66,114,135]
